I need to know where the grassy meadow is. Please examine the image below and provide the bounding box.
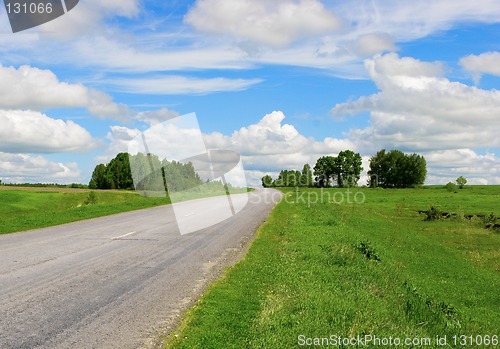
[165,186,500,348]
[0,187,167,234]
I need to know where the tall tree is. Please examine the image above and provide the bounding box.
[456,176,467,189]
[89,164,109,189]
[313,156,336,187]
[299,164,313,187]
[334,150,363,187]
[107,152,134,190]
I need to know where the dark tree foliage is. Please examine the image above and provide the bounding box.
[260,150,364,189]
[368,149,426,188]
[312,151,363,188]
[300,164,313,187]
[334,150,363,187]
[89,152,202,192]
[261,175,273,188]
[313,156,336,188]
[260,163,314,188]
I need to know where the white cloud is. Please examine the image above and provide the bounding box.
[136,108,180,126]
[185,0,343,47]
[460,51,500,83]
[332,53,500,152]
[203,111,355,177]
[69,37,252,72]
[0,109,99,153]
[348,33,397,57]
[0,64,132,121]
[96,125,141,163]
[0,153,81,184]
[424,149,500,185]
[2,0,500,78]
[335,0,500,42]
[109,75,263,95]
[37,0,140,37]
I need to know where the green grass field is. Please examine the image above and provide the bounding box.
[165,186,500,348]
[0,188,167,234]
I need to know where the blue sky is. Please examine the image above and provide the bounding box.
[0,0,499,186]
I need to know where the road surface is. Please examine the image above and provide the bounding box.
[0,188,282,349]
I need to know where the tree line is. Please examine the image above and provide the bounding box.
[89,152,203,191]
[367,149,426,188]
[261,149,426,188]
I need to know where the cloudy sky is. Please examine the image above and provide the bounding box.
[0,0,499,186]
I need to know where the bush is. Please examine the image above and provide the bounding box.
[425,206,442,221]
[84,191,98,205]
[445,182,458,193]
[483,212,497,225]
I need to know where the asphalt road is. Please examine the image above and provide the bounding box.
[0,188,282,349]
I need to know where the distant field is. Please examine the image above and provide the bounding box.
[0,187,167,234]
[166,186,500,348]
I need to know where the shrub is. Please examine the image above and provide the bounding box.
[425,206,442,221]
[445,182,458,193]
[483,212,497,225]
[84,191,98,205]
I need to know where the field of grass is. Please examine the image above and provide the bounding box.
[0,188,167,234]
[165,186,500,348]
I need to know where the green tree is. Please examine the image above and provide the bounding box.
[261,175,274,188]
[313,156,336,187]
[368,149,426,188]
[106,152,134,190]
[299,164,313,187]
[456,176,467,189]
[334,150,363,187]
[89,164,109,189]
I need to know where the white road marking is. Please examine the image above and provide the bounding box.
[184,212,195,217]
[112,231,137,240]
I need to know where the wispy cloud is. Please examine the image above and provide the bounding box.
[109,75,263,94]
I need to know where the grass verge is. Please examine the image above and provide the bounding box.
[0,188,167,234]
[165,186,500,348]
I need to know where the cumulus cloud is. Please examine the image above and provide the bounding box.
[185,0,343,46]
[424,149,500,185]
[0,110,99,153]
[109,75,263,95]
[95,125,141,163]
[460,51,500,83]
[332,53,500,152]
[0,153,81,184]
[204,111,355,170]
[0,64,132,121]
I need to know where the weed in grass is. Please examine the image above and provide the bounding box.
[424,205,442,221]
[353,241,381,262]
[403,282,462,336]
